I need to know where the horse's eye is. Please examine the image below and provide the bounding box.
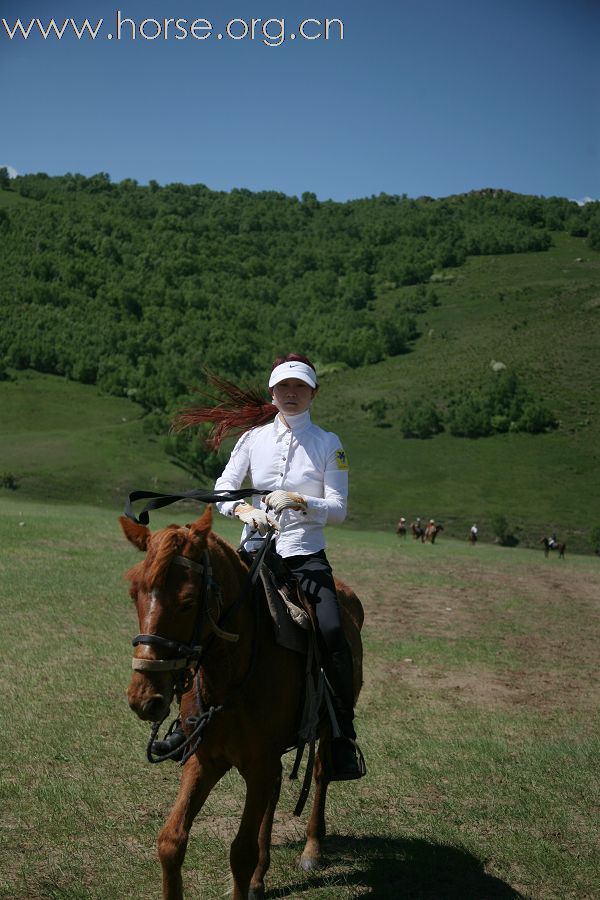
[180,598,195,612]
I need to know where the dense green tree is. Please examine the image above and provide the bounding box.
[0,175,589,428]
[588,223,600,252]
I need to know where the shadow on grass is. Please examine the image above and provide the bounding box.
[270,834,523,898]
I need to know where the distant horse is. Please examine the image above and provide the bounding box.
[411,522,425,541]
[541,537,566,559]
[424,523,444,544]
[120,506,364,899]
[396,520,407,538]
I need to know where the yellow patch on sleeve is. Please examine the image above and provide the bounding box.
[334,449,349,470]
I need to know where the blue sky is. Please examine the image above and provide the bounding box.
[1,0,598,201]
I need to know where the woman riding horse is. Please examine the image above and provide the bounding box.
[162,353,364,781]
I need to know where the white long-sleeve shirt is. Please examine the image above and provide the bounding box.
[214,408,348,557]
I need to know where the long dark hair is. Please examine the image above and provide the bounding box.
[172,353,316,450]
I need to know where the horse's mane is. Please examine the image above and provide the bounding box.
[125,524,189,592]
[208,529,247,567]
[125,522,247,595]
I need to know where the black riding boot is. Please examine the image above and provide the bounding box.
[152,721,186,761]
[325,647,366,781]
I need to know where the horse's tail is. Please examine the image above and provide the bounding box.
[335,579,364,705]
[335,578,364,631]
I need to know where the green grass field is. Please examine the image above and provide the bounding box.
[0,371,182,506]
[1,497,598,899]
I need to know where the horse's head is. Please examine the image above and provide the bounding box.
[120,506,215,723]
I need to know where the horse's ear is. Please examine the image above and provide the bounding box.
[189,504,213,539]
[119,516,150,551]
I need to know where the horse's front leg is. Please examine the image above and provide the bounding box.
[230,761,281,900]
[300,743,329,871]
[158,753,228,900]
[249,763,282,898]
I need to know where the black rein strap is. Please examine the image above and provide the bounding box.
[124,488,268,526]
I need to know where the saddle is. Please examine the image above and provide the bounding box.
[259,553,313,654]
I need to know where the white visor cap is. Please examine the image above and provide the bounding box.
[268,361,317,390]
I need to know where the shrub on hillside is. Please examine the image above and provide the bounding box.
[446,396,492,438]
[401,400,444,438]
[1,472,19,490]
[361,399,389,427]
[516,402,558,433]
[490,513,518,546]
[446,372,557,438]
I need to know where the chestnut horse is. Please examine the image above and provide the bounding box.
[120,506,364,900]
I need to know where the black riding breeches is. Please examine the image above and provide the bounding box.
[283,550,346,655]
[283,550,356,729]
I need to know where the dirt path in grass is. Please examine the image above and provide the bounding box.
[350,549,600,715]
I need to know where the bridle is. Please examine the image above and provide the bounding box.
[132,551,238,684]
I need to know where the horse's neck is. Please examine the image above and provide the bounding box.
[196,535,257,699]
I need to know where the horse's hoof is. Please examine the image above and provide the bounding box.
[299,855,321,872]
[248,888,265,899]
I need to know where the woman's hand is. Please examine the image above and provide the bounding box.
[234,502,279,536]
[263,490,308,514]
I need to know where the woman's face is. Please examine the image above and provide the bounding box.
[272,378,316,416]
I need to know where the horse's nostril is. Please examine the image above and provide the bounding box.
[142,696,167,719]
[129,694,168,720]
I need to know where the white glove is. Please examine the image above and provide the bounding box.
[263,490,308,514]
[234,502,278,536]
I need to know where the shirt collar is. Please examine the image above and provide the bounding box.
[274,409,312,437]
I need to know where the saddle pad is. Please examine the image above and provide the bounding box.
[259,568,310,655]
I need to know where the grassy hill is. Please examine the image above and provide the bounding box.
[0,371,183,505]
[2,231,598,552]
[319,231,600,550]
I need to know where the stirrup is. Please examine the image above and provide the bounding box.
[329,737,367,782]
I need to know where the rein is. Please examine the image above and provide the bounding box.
[124,487,267,526]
